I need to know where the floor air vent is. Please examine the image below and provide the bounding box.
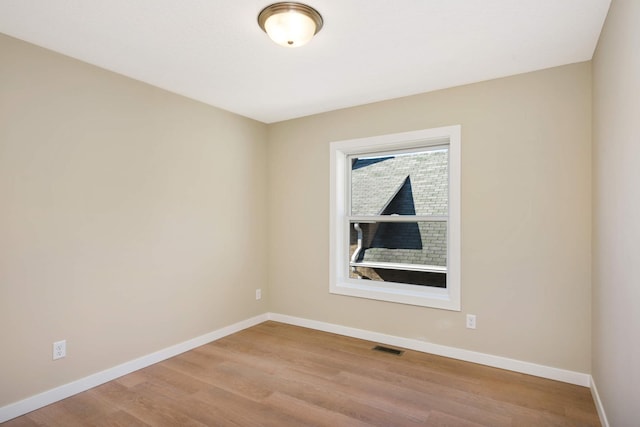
[372,345,404,356]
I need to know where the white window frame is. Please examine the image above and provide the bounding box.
[329,125,461,311]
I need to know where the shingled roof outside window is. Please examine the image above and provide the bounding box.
[349,149,448,287]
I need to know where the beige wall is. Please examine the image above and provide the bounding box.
[592,0,640,424]
[0,34,268,406]
[268,63,592,373]
[1,28,598,411]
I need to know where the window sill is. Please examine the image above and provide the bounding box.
[330,278,460,311]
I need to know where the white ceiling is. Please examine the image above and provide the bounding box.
[0,1,610,123]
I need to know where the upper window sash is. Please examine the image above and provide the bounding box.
[347,145,449,218]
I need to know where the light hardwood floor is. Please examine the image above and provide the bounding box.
[4,321,600,426]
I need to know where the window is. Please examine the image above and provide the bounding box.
[330,126,460,310]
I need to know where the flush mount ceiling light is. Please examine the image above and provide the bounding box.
[258,2,323,48]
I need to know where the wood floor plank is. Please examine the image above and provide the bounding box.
[83,410,151,427]
[262,392,375,427]
[250,363,428,426]
[189,386,310,426]
[1,416,40,427]
[426,410,487,427]
[6,321,601,426]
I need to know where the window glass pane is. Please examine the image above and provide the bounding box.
[350,148,448,216]
[349,221,447,288]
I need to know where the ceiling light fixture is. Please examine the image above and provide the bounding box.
[258,2,323,48]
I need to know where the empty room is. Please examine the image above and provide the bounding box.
[0,1,638,426]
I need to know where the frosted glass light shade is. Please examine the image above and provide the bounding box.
[258,3,323,48]
[264,11,315,47]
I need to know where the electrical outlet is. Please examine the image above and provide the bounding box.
[53,340,66,360]
[466,314,477,329]
[255,289,262,300]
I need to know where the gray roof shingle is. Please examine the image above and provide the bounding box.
[350,149,448,269]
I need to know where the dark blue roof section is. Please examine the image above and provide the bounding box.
[381,176,416,216]
[352,156,393,170]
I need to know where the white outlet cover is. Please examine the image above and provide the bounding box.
[466,314,477,329]
[53,340,66,360]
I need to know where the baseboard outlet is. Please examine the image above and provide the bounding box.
[0,313,269,423]
[268,313,591,387]
[590,376,610,427]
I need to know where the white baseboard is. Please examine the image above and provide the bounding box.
[0,313,269,423]
[268,313,591,387]
[590,376,610,427]
[0,311,596,423]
